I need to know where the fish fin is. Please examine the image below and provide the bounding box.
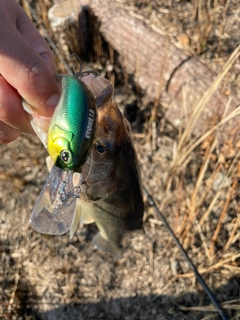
[92,232,123,258]
[95,85,113,107]
[80,205,95,224]
[69,204,81,239]
[69,202,95,239]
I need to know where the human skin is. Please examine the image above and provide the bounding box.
[0,0,60,143]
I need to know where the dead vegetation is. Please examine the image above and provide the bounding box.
[0,1,239,319]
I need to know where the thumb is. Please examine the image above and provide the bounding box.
[0,4,60,117]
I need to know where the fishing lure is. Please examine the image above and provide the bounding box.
[47,74,97,171]
[24,72,97,235]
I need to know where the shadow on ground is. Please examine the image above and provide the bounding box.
[15,275,240,320]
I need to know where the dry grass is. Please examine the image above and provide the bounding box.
[0,0,239,319]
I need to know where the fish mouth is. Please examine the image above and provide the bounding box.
[97,100,130,147]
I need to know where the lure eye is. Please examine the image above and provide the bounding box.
[60,150,72,164]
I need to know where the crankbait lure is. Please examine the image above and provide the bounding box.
[47,74,96,171]
[24,72,97,235]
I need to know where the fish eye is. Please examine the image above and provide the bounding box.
[60,150,72,163]
[95,141,105,154]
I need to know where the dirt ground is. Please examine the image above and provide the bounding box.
[0,1,240,320]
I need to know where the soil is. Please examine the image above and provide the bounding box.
[0,1,239,320]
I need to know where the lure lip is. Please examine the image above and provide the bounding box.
[30,165,82,235]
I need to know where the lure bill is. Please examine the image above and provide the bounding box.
[23,72,98,236]
[30,166,82,235]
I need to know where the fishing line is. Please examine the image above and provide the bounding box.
[143,186,229,320]
[26,1,73,75]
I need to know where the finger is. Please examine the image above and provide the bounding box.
[0,121,21,144]
[2,1,56,73]
[0,76,34,134]
[0,5,60,117]
[15,3,56,73]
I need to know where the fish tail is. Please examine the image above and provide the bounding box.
[92,232,123,258]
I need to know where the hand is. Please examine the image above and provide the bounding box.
[0,0,60,143]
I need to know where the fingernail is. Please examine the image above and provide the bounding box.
[45,94,60,116]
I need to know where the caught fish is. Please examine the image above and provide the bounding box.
[70,79,144,257]
[24,71,144,257]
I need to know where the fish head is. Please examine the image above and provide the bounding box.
[84,99,142,200]
[94,100,128,158]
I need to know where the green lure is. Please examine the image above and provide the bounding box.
[28,73,98,235]
[47,75,97,171]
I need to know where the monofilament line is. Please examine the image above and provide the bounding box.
[143,186,229,320]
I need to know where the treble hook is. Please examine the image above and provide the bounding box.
[68,53,99,78]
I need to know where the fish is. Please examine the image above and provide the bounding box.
[70,89,144,257]
[24,72,144,257]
